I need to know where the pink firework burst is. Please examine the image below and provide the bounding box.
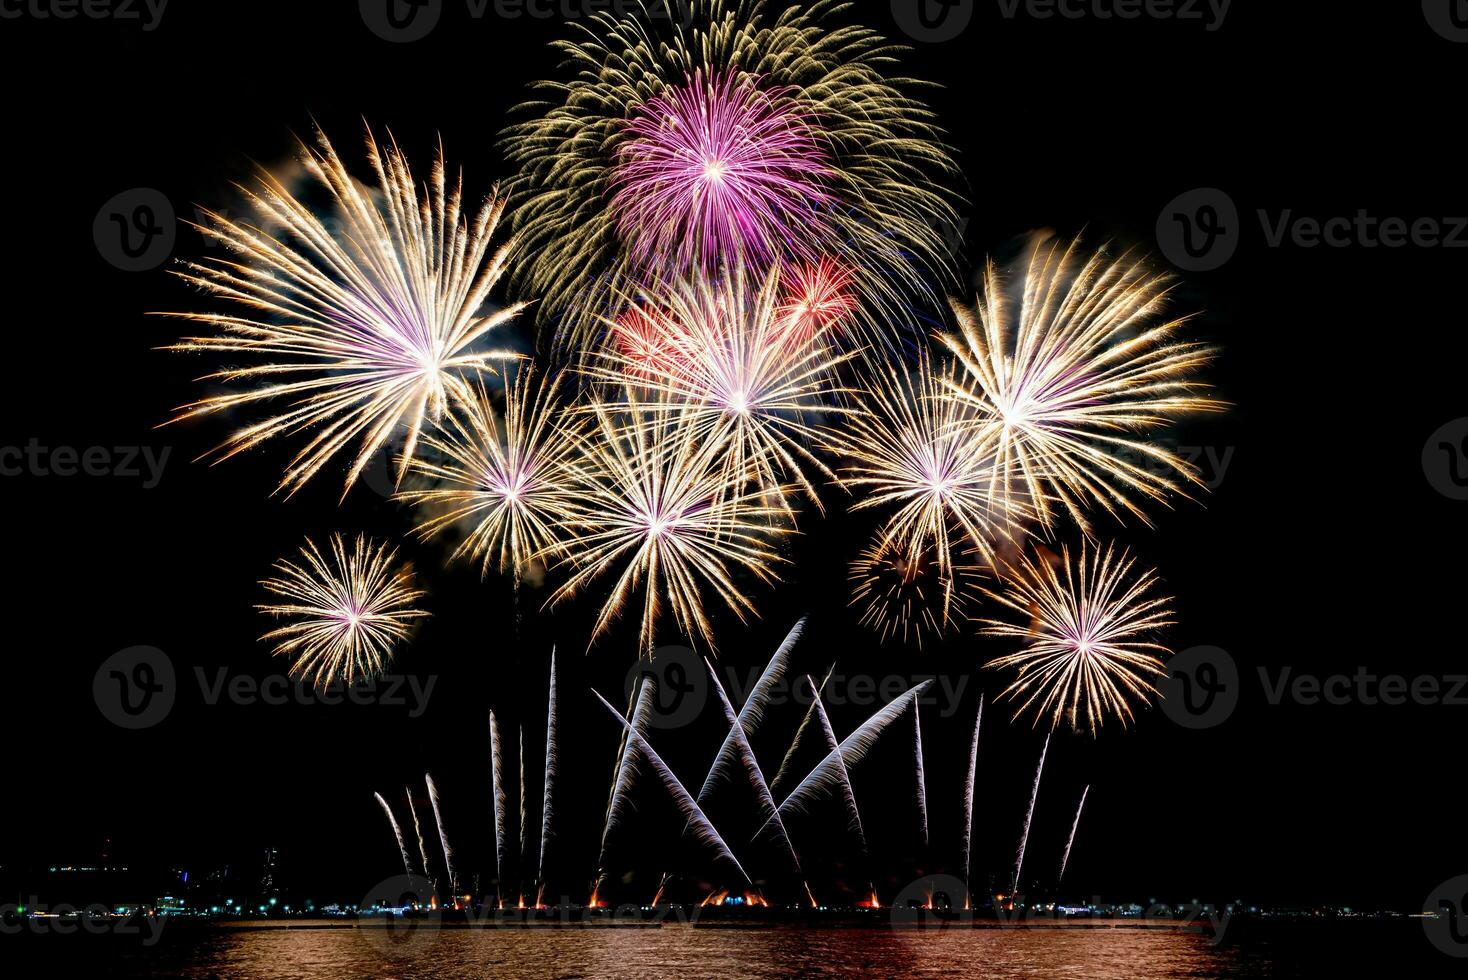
[609,305,699,380]
[777,258,857,345]
[609,70,835,275]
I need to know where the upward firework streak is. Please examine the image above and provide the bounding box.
[1059,785,1090,886]
[544,395,788,653]
[770,669,833,801]
[592,690,751,886]
[400,366,581,582]
[594,264,854,511]
[941,236,1225,532]
[490,711,509,907]
[592,676,658,904]
[1011,734,1050,897]
[537,649,559,907]
[256,533,428,688]
[961,696,984,907]
[503,0,959,348]
[518,725,530,907]
[912,700,929,849]
[163,127,524,496]
[981,542,1175,735]
[406,788,432,893]
[426,773,459,901]
[374,792,414,878]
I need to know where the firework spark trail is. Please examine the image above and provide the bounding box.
[400,365,582,582]
[811,693,867,857]
[941,236,1225,533]
[1059,785,1090,886]
[162,126,524,496]
[704,658,801,871]
[502,0,961,349]
[592,676,659,904]
[1012,734,1050,897]
[374,792,414,878]
[518,725,530,907]
[542,393,789,654]
[834,357,1019,577]
[537,649,559,907]
[695,618,804,804]
[961,696,984,907]
[256,533,429,688]
[981,541,1175,735]
[592,690,751,886]
[912,700,928,849]
[426,772,459,902]
[762,681,935,836]
[490,711,509,907]
[406,787,432,892]
[769,668,833,800]
[592,265,854,514]
[777,258,858,344]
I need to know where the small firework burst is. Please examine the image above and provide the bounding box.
[609,305,697,381]
[849,536,983,649]
[543,393,790,654]
[980,541,1174,736]
[940,236,1225,531]
[832,357,1022,574]
[503,0,960,349]
[397,364,582,582]
[257,533,429,687]
[163,127,523,497]
[592,264,854,512]
[777,258,858,345]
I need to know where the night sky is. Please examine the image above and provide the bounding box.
[2,1,1464,914]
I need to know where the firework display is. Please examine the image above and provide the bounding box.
[940,236,1225,533]
[980,542,1176,735]
[256,533,429,687]
[502,0,960,349]
[163,128,523,497]
[156,0,1233,917]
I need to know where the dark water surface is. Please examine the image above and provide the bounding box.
[3,921,1457,977]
